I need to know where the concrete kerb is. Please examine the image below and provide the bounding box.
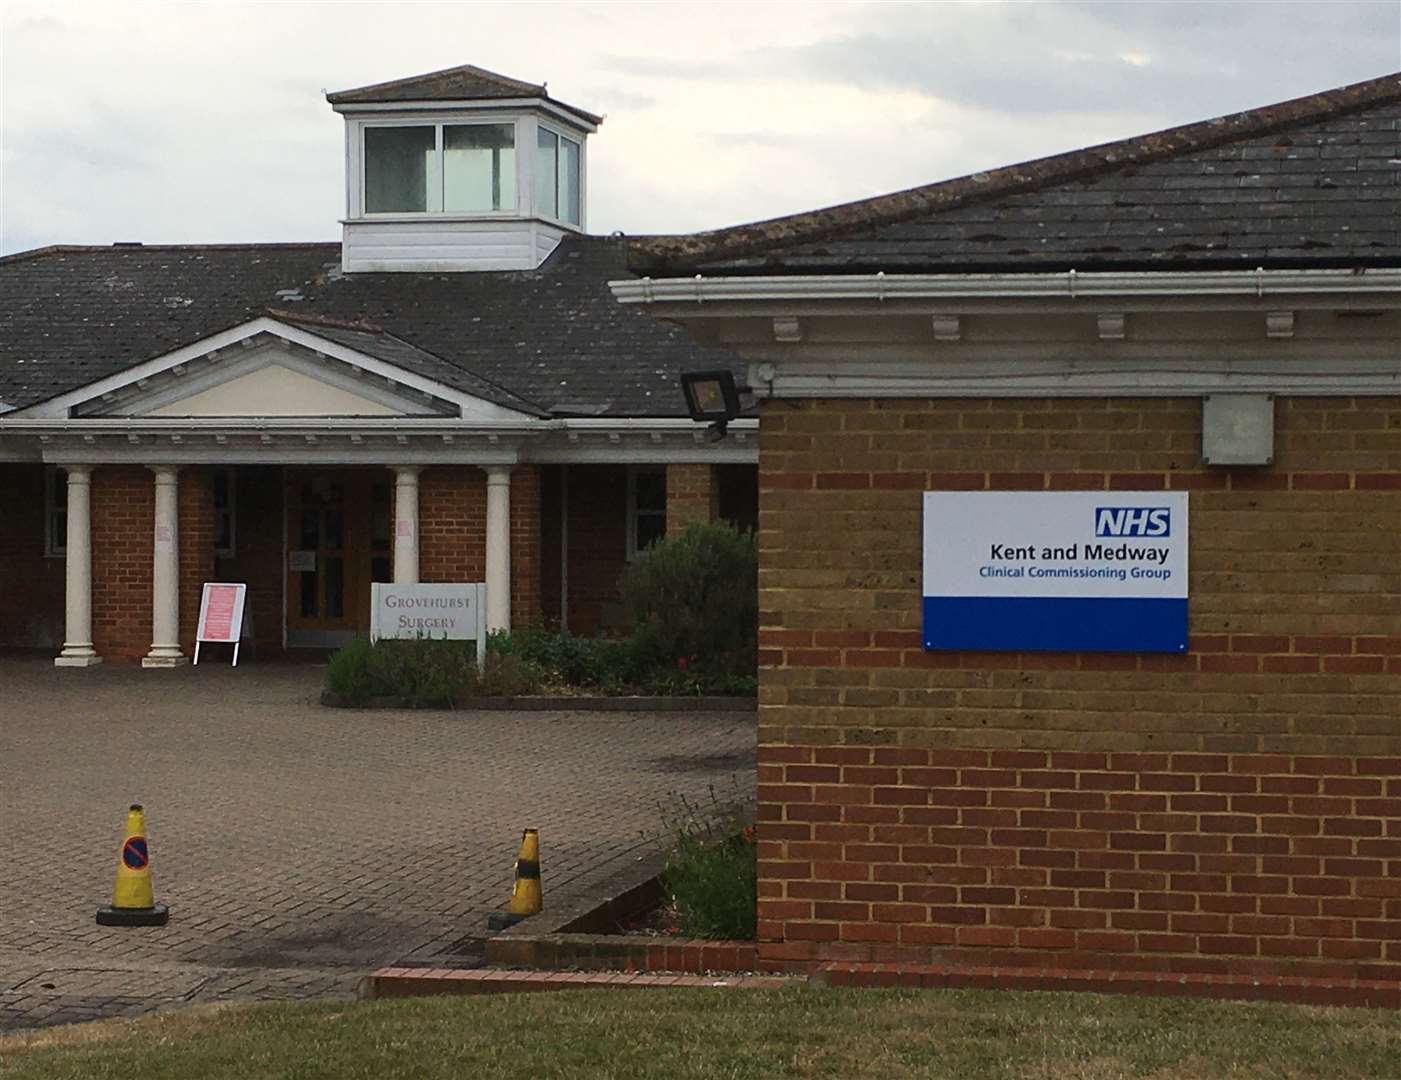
[322,692,756,712]
[366,844,764,1000]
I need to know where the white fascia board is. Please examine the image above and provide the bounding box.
[332,98,598,133]
[556,418,757,434]
[610,268,1401,305]
[6,416,760,465]
[19,317,532,421]
[0,416,757,435]
[763,369,1401,399]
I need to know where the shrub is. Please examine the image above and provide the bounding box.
[619,521,757,677]
[664,831,757,940]
[324,636,479,706]
[659,785,757,940]
[486,622,755,696]
[325,636,379,702]
[475,650,547,697]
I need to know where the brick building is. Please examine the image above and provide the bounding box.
[0,65,756,663]
[616,75,1401,983]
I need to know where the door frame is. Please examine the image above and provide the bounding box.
[283,467,379,649]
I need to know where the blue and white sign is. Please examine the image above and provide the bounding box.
[922,491,1189,653]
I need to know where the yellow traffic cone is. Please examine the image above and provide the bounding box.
[488,828,541,930]
[96,804,169,927]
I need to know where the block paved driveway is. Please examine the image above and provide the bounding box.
[0,655,754,1031]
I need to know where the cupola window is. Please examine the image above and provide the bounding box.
[364,122,517,214]
[535,126,581,226]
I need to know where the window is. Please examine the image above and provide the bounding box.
[627,467,666,556]
[444,124,516,212]
[213,468,236,558]
[535,126,581,226]
[364,122,516,214]
[44,466,66,557]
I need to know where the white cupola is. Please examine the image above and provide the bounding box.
[327,64,601,273]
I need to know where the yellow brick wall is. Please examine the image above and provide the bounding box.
[754,395,1401,978]
[758,397,1401,757]
[667,463,719,534]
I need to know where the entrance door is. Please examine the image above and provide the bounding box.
[285,470,392,647]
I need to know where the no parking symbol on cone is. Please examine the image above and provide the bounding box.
[96,804,169,927]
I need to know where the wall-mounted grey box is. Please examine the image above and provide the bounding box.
[1202,394,1275,466]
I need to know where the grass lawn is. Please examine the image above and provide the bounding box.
[1,987,1398,1080]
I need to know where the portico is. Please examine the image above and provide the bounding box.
[0,63,760,665]
[3,409,755,664]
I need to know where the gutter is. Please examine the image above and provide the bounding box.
[610,268,1401,305]
[0,417,759,435]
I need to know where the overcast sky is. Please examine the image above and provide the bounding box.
[2,0,1398,255]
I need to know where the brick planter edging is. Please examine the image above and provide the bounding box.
[486,932,757,975]
[361,962,1398,1007]
[321,691,755,712]
[813,962,1401,1009]
[362,967,797,998]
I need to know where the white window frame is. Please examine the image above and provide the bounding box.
[626,466,667,558]
[44,465,66,558]
[534,120,583,228]
[213,467,236,559]
[358,117,521,219]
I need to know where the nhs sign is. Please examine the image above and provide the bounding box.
[1094,507,1171,538]
[923,491,1189,653]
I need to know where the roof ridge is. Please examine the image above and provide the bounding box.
[0,244,96,266]
[327,62,544,103]
[2,242,341,265]
[264,307,383,333]
[629,70,1401,274]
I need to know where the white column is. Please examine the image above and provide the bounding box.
[55,465,102,667]
[484,465,512,632]
[142,465,186,668]
[392,466,421,584]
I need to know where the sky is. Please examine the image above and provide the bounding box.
[1,0,1398,255]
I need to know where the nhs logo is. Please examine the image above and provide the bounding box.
[1094,507,1171,537]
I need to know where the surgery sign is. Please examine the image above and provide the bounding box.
[922,491,1188,653]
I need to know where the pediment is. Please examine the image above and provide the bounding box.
[38,317,529,421]
[106,346,434,418]
[143,362,404,417]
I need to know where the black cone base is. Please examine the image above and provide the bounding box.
[487,911,526,931]
[97,903,169,927]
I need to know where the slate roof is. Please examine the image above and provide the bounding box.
[0,238,736,415]
[632,72,1401,276]
[326,64,602,127]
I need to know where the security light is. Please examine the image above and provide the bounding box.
[681,369,742,424]
[682,369,751,440]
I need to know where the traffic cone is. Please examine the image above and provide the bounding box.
[96,804,169,927]
[487,828,541,930]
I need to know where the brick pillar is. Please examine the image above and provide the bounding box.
[419,466,484,583]
[91,465,154,660]
[510,465,542,627]
[666,463,718,535]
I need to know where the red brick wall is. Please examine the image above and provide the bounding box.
[757,396,1401,980]
[0,464,64,648]
[419,466,485,583]
[417,464,543,626]
[91,465,154,660]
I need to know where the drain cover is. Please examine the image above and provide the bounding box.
[14,969,206,1000]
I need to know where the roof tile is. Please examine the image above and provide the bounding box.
[632,72,1401,275]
